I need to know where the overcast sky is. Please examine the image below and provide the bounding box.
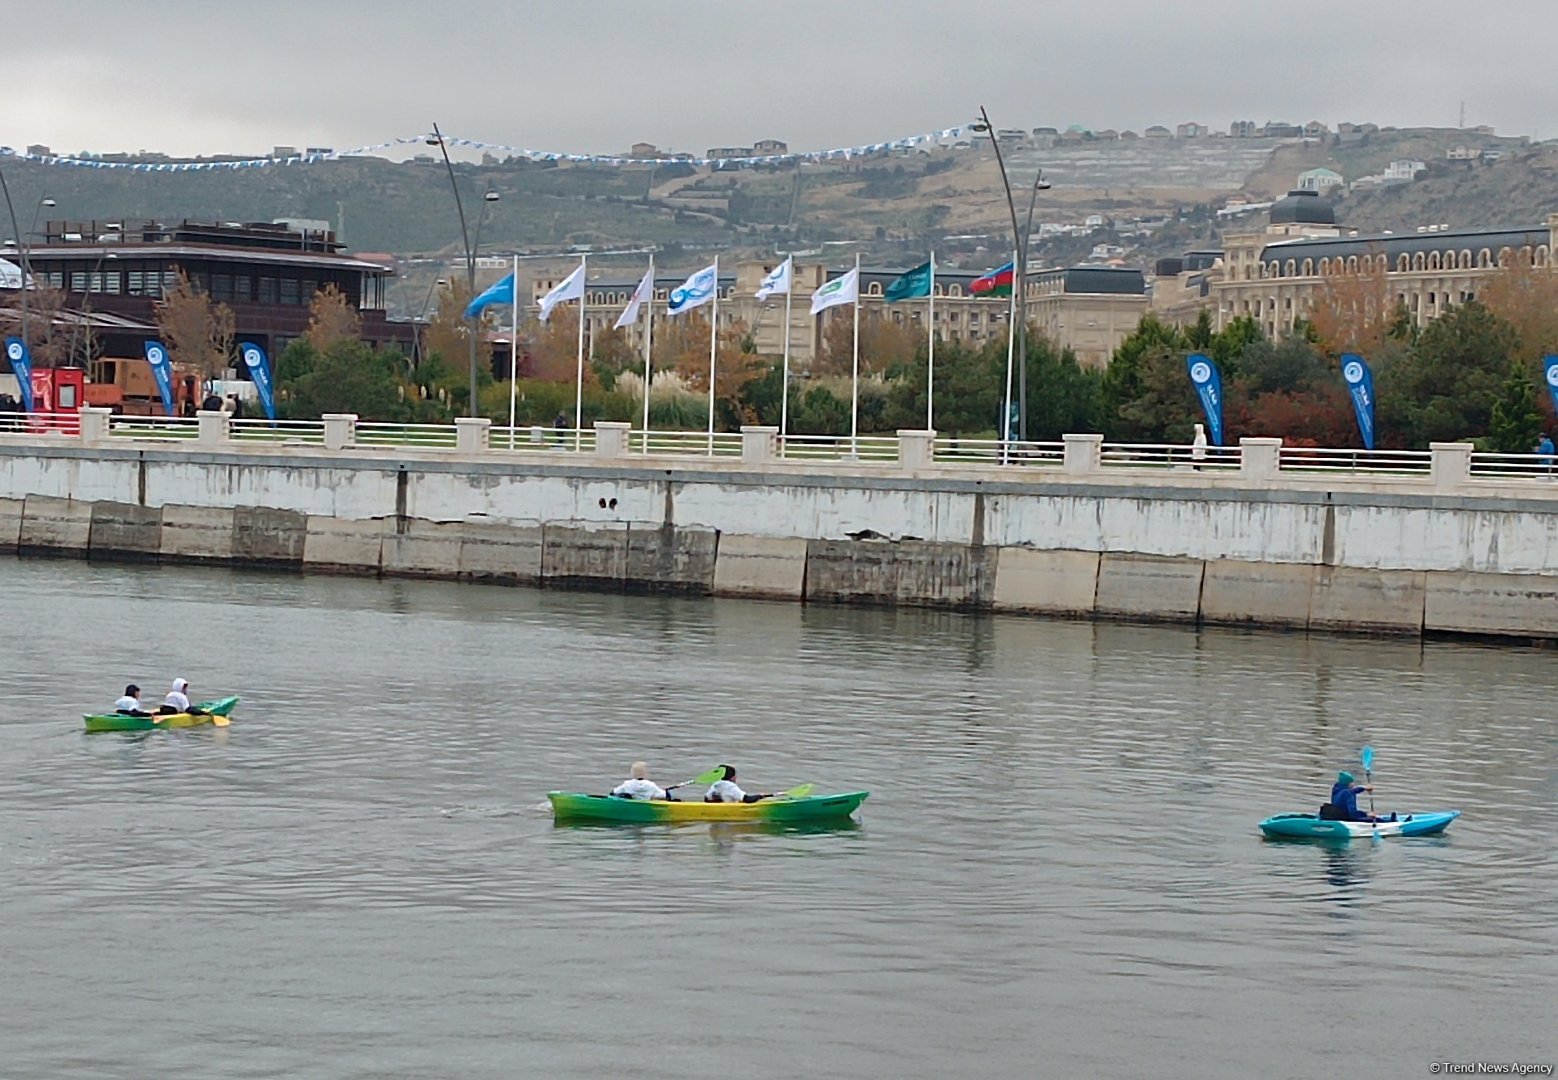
[4,0,1556,159]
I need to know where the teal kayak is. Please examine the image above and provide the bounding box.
[1259,809,1460,840]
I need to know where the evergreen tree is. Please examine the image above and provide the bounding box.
[1488,363,1545,453]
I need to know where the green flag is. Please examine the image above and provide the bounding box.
[884,261,933,303]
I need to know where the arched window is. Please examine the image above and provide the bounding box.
[1302,258,1314,276]
[1498,247,1513,267]
[948,284,962,297]
[1284,259,1296,277]
[1459,250,1472,270]
[1537,247,1551,268]
[1347,255,1359,273]
[1412,252,1425,271]
[867,281,882,296]
[1319,258,1331,276]
[1427,252,1441,271]
[1398,254,1410,272]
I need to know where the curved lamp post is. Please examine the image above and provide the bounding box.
[0,178,55,355]
[971,109,1047,441]
[413,275,449,371]
[427,124,489,417]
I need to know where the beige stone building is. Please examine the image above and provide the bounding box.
[1152,189,1558,336]
[528,260,1147,370]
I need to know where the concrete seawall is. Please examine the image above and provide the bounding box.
[3,433,1556,641]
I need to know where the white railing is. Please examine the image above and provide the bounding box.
[6,410,1558,491]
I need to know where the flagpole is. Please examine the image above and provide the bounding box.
[1001,248,1017,464]
[641,254,654,453]
[706,255,718,456]
[573,253,587,451]
[508,253,518,450]
[851,251,861,458]
[780,258,793,453]
[927,250,936,432]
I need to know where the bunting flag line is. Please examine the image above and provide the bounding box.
[0,126,969,172]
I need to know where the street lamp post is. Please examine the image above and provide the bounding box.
[413,275,449,372]
[0,172,55,356]
[73,250,118,367]
[972,108,1046,442]
[427,124,485,417]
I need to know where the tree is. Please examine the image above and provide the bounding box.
[1307,263,1393,358]
[154,271,235,378]
[1101,314,1187,440]
[304,284,362,352]
[1488,363,1545,453]
[285,339,402,419]
[1477,250,1558,359]
[1022,335,1103,440]
[1377,300,1519,445]
[816,309,918,377]
[0,286,71,368]
[528,307,589,383]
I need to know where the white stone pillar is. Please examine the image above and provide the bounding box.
[594,421,631,458]
[741,425,778,464]
[1239,437,1282,480]
[197,410,230,447]
[1062,433,1103,475]
[322,413,358,451]
[898,429,937,470]
[455,416,491,453]
[1430,441,1473,491]
[78,407,112,445]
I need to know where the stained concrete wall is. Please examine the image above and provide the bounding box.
[2,439,1556,640]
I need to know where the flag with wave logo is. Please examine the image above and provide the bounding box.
[4,336,34,413]
[884,261,932,303]
[1186,352,1224,447]
[1339,352,1376,451]
[143,340,176,417]
[755,257,792,301]
[668,263,718,315]
[239,341,277,425]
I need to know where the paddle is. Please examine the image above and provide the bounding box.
[1361,745,1376,817]
[767,784,813,800]
[666,765,725,793]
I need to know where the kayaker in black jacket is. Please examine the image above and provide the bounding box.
[114,684,153,717]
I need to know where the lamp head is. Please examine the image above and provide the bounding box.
[425,134,442,146]
[483,190,500,202]
[969,122,991,134]
[41,198,56,207]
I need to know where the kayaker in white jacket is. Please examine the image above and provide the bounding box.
[157,678,207,716]
[704,765,773,804]
[611,762,668,800]
[114,684,152,717]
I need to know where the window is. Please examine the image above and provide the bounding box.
[70,271,87,291]
[258,277,278,304]
[235,276,253,302]
[280,278,301,305]
[211,273,234,302]
[127,270,146,295]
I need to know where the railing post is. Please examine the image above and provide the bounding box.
[1239,437,1282,480]
[594,421,631,458]
[454,417,491,453]
[741,425,778,464]
[322,413,358,451]
[898,429,936,470]
[197,410,230,446]
[78,406,112,445]
[1430,441,1473,490]
[1062,433,1103,475]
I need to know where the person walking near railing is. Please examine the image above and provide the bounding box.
[1191,423,1208,471]
[1537,431,1555,478]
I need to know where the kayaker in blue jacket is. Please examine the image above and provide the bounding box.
[1329,771,1377,822]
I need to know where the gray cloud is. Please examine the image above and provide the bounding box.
[4,0,1557,157]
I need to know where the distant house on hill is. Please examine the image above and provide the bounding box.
[1384,159,1426,182]
[1260,121,1304,138]
[1176,122,1208,138]
[753,139,787,155]
[706,146,754,159]
[630,142,660,157]
[1297,167,1343,192]
[1303,121,1328,138]
[1229,121,1258,138]
[1144,125,1171,139]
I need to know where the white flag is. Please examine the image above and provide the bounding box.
[538,261,586,323]
[810,267,859,315]
[667,262,718,315]
[614,267,654,329]
[755,256,792,301]
[0,258,29,290]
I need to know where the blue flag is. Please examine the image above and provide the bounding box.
[143,340,176,417]
[884,261,933,303]
[4,336,34,413]
[1340,352,1376,451]
[1545,355,1558,420]
[1186,352,1224,447]
[239,341,277,424]
[465,273,515,319]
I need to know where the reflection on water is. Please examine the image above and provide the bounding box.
[0,558,1554,1080]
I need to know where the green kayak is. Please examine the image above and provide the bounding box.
[83,696,240,733]
[548,790,868,825]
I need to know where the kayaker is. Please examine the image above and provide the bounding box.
[157,678,207,716]
[611,762,669,800]
[704,765,773,804]
[1327,771,1377,822]
[114,684,153,717]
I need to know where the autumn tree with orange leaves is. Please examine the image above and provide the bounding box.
[1306,262,1395,358]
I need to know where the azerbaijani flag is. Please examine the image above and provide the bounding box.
[970,261,1014,297]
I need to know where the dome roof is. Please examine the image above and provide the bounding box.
[1270,188,1336,226]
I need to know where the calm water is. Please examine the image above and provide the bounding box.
[0,558,1553,1079]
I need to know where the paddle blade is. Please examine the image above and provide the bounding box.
[211,714,231,727]
[671,766,727,789]
[777,784,813,800]
[1361,746,1374,772]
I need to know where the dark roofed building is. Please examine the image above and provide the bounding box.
[1269,189,1337,227]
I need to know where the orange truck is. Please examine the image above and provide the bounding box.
[84,357,200,416]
